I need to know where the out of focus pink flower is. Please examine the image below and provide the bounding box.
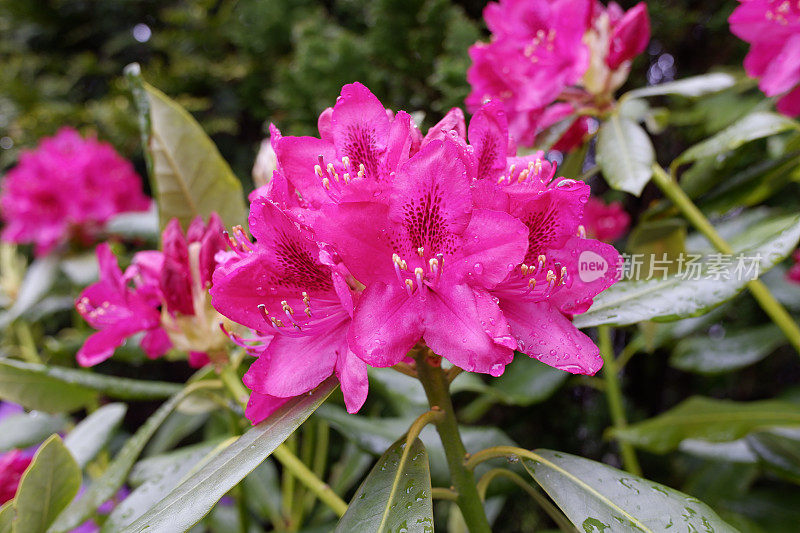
[729,0,800,116]
[787,250,800,284]
[582,197,630,242]
[466,0,650,151]
[0,450,31,504]
[0,128,150,256]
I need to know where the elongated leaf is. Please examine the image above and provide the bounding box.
[0,412,66,453]
[679,438,759,464]
[64,403,127,468]
[575,212,800,327]
[103,441,222,532]
[12,435,81,533]
[0,256,59,329]
[48,383,216,532]
[675,111,799,167]
[0,359,181,408]
[125,64,247,231]
[121,378,337,533]
[747,428,800,484]
[670,324,784,374]
[623,73,737,100]
[335,437,433,533]
[611,397,800,454]
[523,449,736,533]
[596,115,654,196]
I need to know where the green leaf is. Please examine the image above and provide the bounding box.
[0,359,182,411]
[596,115,655,196]
[103,441,223,532]
[670,324,784,374]
[48,383,216,532]
[0,503,12,533]
[486,358,568,406]
[0,412,66,453]
[120,377,337,533]
[746,428,800,484]
[675,111,799,167]
[574,212,800,328]
[523,449,737,533]
[242,459,283,525]
[335,437,433,533]
[126,64,247,231]
[12,435,81,533]
[0,359,96,413]
[0,256,59,329]
[611,397,800,454]
[144,411,209,457]
[623,73,737,100]
[64,403,127,468]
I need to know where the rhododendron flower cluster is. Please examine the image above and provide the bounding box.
[729,0,800,116]
[582,197,630,241]
[0,128,150,256]
[76,215,232,368]
[466,0,650,149]
[210,83,621,424]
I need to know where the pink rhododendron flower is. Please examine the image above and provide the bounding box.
[0,450,31,504]
[212,83,622,425]
[729,0,800,116]
[76,215,232,367]
[0,128,150,256]
[787,250,800,284]
[466,0,649,150]
[582,197,630,241]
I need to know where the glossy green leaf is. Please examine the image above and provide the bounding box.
[64,403,127,468]
[126,64,247,231]
[487,358,568,406]
[48,383,216,532]
[335,437,433,533]
[0,256,59,329]
[623,73,737,100]
[0,359,182,408]
[670,324,784,374]
[242,459,283,525]
[675,111,799,167]
[747,428,800,484]
[574,212,800,328]
[12,435,81,533]
[523,449,737,533]
[103,441,222,532]
[144,411,209,457]
[121,377,337,533]
[611,397,800,454]
[0,360,97,413]
[678,438,758,464]
[596,115,654,196]
[0,412,66,453]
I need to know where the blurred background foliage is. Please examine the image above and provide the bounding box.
[5,1,800,531]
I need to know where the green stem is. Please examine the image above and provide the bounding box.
[413,352,492,533]
[652,164,800,356]
[14,322,40,364]
[598,326,642,476]
[476,468,573,533]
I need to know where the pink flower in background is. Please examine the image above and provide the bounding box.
[0,450,31,504]
[0,128,150,256]
[211,196,368,424]
[466,0,649,150]
[582,197,630,241]
[787,250,800,284]
[729,0,800,116]
[76,215,230,367]
[75,243,167,367]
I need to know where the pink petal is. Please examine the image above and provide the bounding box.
[141,328,172,359]
[423,284,515,376]
[468,100,509,181]
[245,392,291,425]
[77,325,137,367]
[500,299,602,375]
[423,108,466,146]
[336,349,369,414]
[760,34,800,96]
[548,237,622,316]
[777,85,800,117]
[349,281,424,368]
[273,135,337,207]
[606,2,650,70]
[453,209,529,288]
[160,219,194,316]
[188,351,211,368]
[199,213,227,287]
